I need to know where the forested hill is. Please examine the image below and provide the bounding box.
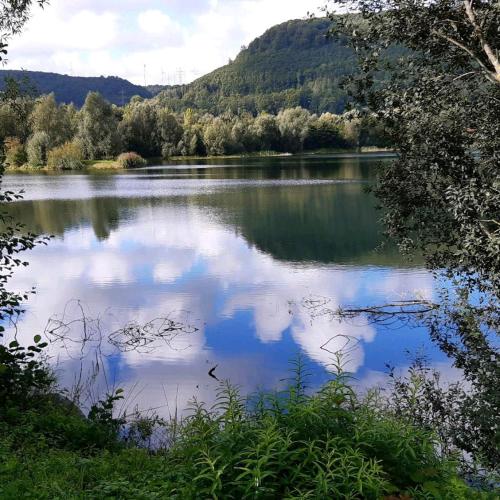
[0,70,151,107]
[0,18,399,113]
[154,17,400,115]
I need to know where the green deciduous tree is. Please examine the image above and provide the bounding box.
[0,76,36,142]
[305,112,344,150]
[119,100,159,157]
[203,115,234,156]
[30,93,74,148]
[326,0,499,474]
[77,92,121,160]
[26,130,49,167]
[326,0,500,291]
[3,136,25,167]
[251,113,280,151]
[277,107,311,152]
[156,108,183,158]
[0,102,17,147]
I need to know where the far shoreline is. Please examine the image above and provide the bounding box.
[3,147,396,173]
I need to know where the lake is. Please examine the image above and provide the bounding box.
[3,154,451,415]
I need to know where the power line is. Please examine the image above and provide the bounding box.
[176,67,185,85]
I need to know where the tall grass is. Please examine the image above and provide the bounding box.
[0,349,489,499]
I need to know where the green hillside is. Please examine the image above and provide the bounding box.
[0,18,399,114]
[154,17,400,114]
[0,70,151,107]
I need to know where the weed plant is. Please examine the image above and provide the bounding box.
[0,343,492,499]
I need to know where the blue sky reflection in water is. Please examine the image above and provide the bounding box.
[4,155,452,415]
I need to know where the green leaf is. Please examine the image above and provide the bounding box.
[33,335,41,343]
[423,481,442,498]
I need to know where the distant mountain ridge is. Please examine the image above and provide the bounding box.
[0,17,400,113]
[0,70,151,107]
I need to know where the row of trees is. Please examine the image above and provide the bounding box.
[0,84,389,168]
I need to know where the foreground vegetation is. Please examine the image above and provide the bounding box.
[0,339,486,499]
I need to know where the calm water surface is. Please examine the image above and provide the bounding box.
[3,154,450,414]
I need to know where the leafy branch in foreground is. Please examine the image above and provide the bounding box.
[325,0,500,295]
[323,0,499,478]
[0,184,48,325]
[0,1,48,62]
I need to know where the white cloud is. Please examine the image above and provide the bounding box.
[6,0,321,84]
[11,9,119,54]
[153,252,196,283]
[138,10,174,36]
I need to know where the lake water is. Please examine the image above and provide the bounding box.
[3,154,451,415]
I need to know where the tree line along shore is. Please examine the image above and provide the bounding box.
[0,84,390,171]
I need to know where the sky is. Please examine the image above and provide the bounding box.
[7,0,322,85]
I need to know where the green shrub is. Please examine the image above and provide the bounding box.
[26,131,50,167]
[116,152,147,169]
[0,335,53,411]
[3,137,27,168]
[0,343,489,499]
[159,375,479,500]
[46,141,84,170]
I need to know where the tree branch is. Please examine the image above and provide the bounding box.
[463,0,500,84]
[431,29,499,85]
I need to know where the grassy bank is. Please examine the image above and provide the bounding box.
[84,159,122,170]
[168,147,394,162]
[4,159,123,172]
[4,159,141,172]
[0,337,490,499]
[3,147,395,173]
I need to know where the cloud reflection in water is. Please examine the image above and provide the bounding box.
[4,157,444,414]
[8,203,435,414]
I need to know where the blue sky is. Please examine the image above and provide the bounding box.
[8,0,321,85]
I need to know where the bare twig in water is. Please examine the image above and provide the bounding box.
[109,317,198,353]
[297,294,439,329]
[44,300,199,355]
[208,364,219,381]
[337,301,439,329]
[40,299,200,413]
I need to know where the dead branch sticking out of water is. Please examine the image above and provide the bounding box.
[44,300,199,356]
[298,295,439,328]
[109,317,199,353]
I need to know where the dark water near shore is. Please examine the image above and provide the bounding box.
[3,154,452,414]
